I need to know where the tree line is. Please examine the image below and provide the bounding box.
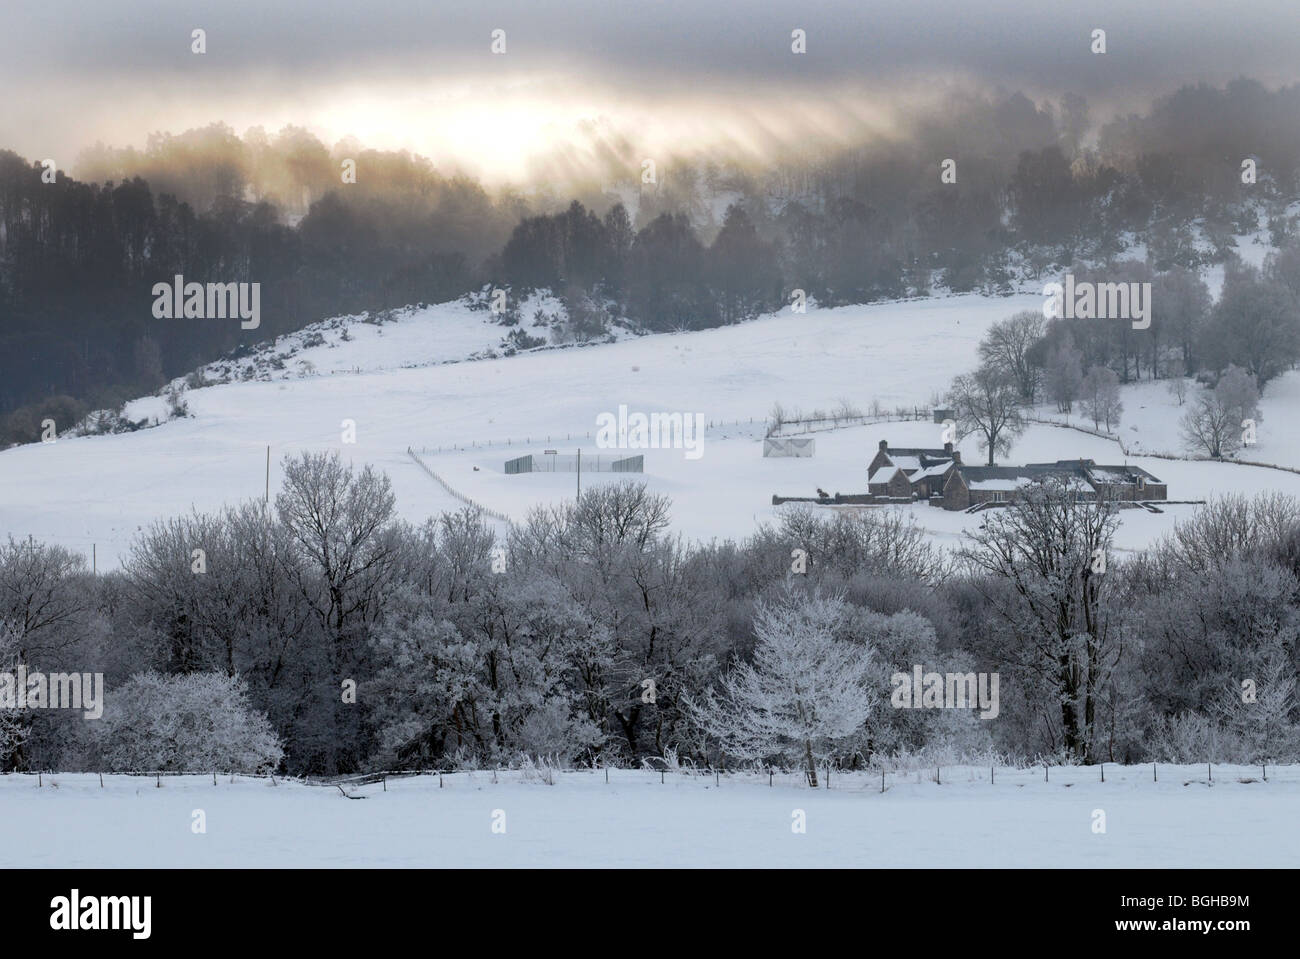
[3,457,1297,779]
[941,245,1300,465]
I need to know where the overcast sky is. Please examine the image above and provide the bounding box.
[3,0,1298,180]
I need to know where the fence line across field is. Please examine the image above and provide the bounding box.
[1027,414,1300,476]
[406,448,513,524]
[9,762,1291,793]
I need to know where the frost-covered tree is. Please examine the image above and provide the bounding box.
[367,574,611,767]
[1199,265,1300,387]
[1043,332,1084,413]
[1180,368,1260,458]
[1217,648,1300,764]
[0,621,29,768]
[96,671,283,773]
[276,451,400,635]
[684,587,874,786]
[0,537,88,663]
[1080,366,1122,430]
[1213,364,1262,427]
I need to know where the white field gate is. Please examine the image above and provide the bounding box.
[763,437,815,457]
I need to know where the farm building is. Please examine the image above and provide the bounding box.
[774,441,1167,510]
[867,440,961,499]
[938,459,1166,510]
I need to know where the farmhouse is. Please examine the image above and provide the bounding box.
[867,440,961,499]
[773,440,1167,510]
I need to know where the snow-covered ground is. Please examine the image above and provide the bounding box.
[4,766,1296,867]
[0,292,1039,567]
[4,287,1297,568]
[1065,371,1300,466]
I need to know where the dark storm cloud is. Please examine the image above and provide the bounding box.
[2,0,1298,177]
[5,0,1298,94]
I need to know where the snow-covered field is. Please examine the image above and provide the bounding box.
[4,288,1298,568]
[0,292,1036,565]
[4,766,1296,867]
[1076,372,1300,463]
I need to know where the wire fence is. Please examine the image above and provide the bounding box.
[1027,414,1300,477]
[409,416,768,457]
[769,408,937,437]
[406,448,513,524]
[7,762,1295,794]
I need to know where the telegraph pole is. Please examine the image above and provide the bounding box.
[576,448,581,501]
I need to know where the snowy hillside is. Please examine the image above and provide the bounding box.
[5,287,1299,569]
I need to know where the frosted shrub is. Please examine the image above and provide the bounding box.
[96,671,283,774]
[1147,712,1225,764]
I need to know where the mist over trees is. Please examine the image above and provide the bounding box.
[5,79,1300,444]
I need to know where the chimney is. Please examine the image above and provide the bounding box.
[952,451,961,465]
[943,441,953,454]
[879,439,889,451]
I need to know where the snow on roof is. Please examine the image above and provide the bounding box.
[962,467,1093,492]
[968,478,1028,491]
[887,455,921,471]
[910,461,953,482]
[868,465,902,484]
[1090,465,1162,483]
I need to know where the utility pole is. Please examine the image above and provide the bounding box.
[576,448,581,502]
[265,445,270,505]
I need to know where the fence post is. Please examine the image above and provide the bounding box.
[1044,764,1048,782]
[1153,763,1157,782]
[991,765,994,785]
[1208,763,1212,782]
[156,773,161,788]
[1100,763,1104,783]
[881,769,885,793]
[99,773,104,788]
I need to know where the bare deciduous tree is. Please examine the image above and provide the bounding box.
[959,478,1123,762]
[948,363,1027,465]
[978,310,1045,402]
